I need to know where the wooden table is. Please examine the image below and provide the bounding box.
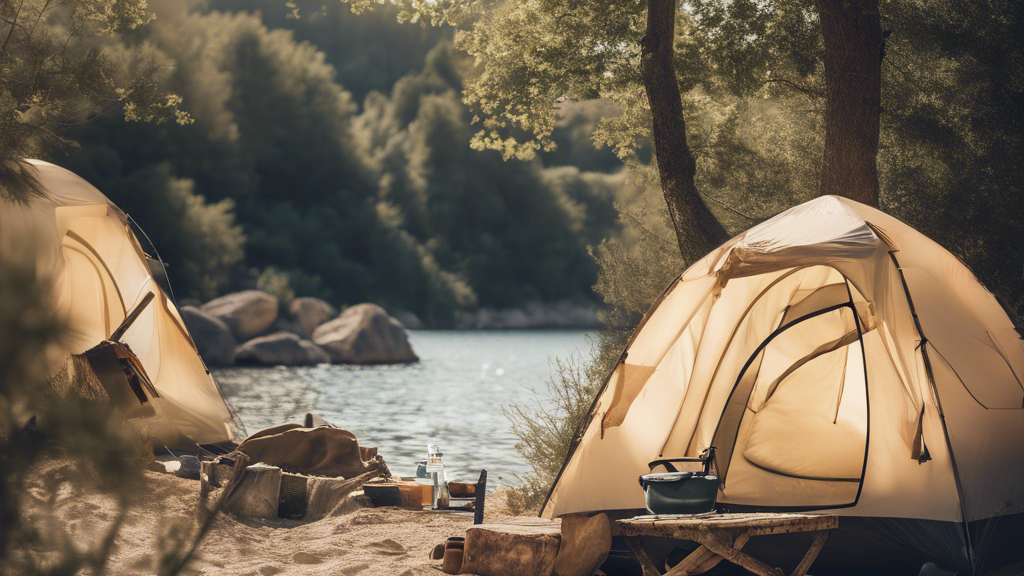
[616,512,838,576]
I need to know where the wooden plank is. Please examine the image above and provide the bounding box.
[745,520,837,537]
[618,513,837,539]
[790,530,830,576]
[620,512,835,528]
[622,535,664,576]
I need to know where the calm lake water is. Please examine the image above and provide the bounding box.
[213,330,593,485]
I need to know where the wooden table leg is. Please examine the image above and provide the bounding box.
[662,544,716,576]
[790,530,830,576]
[698,532,785,576]
[623,535,664,576]
[692,530,752,574]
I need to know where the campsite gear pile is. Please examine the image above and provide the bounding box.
[542,196,1024,574]
[1,160,237,449]
[638,447,719,515]
[198,453,380,520]
[189,418,389,520]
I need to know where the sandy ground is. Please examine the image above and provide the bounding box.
[30,459,523,576]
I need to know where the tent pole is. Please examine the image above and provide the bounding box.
[889,252,976,574]
[843,280,872,508]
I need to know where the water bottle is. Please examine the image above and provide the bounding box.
[434,468,451,509]
[426,444,450,508]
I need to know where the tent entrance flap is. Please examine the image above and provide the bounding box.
[715,304,869,508]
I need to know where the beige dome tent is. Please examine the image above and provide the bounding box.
[543,196,1023,574]
[0,160,237,448]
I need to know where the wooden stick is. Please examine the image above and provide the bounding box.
[698,532,784,576]
[790,530,830,576]
[623,535,664,576]
[109,291,155,342]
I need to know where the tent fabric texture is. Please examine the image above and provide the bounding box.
[1,160,237,447]
[543,196,1024,574]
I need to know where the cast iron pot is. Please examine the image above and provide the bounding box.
[639,447,719,515]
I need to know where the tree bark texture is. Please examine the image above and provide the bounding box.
[641,0,730,261]
[815,0,883,207]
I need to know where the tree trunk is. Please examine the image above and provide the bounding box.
[641,0,730,261]
[815,0,883,207]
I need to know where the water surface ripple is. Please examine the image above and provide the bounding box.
[214,330,592,485]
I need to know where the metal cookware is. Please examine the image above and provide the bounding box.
[639,447,720,515]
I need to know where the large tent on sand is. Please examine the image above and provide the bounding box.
[543,196,1023,574]
[0,160,237,448]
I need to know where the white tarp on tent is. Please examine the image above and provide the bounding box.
[543,196,1024,574]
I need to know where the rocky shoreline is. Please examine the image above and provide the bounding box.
[180,291,602,368]
[181,291,418,367]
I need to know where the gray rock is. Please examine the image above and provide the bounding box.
[299,339,332,364]
[180,305,236,366]
[235,332,332,366]
[201,290,279,341]
[288,297,338,338]
[312,303,418,364]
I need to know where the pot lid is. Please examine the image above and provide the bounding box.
[641,471,694,483]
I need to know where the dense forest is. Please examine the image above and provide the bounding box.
[4,0,1021,333]
[57,0,629,327]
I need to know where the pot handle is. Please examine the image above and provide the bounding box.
[646,457,703,473]
[647,447,717,475]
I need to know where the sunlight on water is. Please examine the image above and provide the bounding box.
[214,330,593,485]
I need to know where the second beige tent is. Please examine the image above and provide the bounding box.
[542,196,1024,575]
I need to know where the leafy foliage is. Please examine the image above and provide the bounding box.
[0,0,190,199]
[53,3,626,326]
[502,352,608,514]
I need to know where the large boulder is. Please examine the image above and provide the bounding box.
[312,304,418,364]
[201,290,279,341]
[288,297,338,338]
[235,332,331,366]
[180,305,236,366]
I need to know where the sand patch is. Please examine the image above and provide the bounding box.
[33,465,515,576]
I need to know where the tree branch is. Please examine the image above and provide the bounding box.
[699,192,761,221]
[764,76,824,99]
[0,0,27,58]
